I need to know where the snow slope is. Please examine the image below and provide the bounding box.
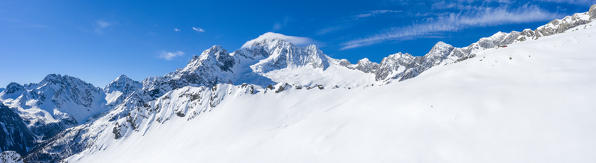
[0,151,24,163]
[69,21,596,163]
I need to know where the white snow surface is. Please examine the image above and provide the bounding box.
[68,22,596,163]
[262,64,376,88]
[0,151,24,163]
[104,91,123,105]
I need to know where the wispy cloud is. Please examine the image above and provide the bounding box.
[315,10,400,36]
[192,26,205,32]
[272,17,291,31]
[316,25,348,35]
[174,28,181,32]
[341,5,562,50]
[277,35,314,46]
[159,51,184,60]
[0,18,48,29]
[536,0,596,5]
[272,23,283,31]
[94,20,112,34]
[96,20,111,28]
[355,10,402,19]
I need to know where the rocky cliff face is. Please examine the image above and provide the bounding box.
[0,104,36,156]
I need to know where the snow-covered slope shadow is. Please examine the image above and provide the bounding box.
[68,21,596,163]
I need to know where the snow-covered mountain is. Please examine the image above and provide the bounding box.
[2,4,595,162]
[71,18,596,162]
[104,75,142,106]
[0,74,108,140]
[0,74,142,158]
[144,5,596,92]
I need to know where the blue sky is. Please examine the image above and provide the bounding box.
[1,0,594,87]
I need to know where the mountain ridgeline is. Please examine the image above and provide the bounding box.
[0,5,594,162]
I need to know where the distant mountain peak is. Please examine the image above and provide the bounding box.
[113,74,132,82]
[105,74,141,93]
[181,45,234,75]
[428,41,454,54]
[104,75,141,106]
[3,82,24,95]
[39,74,92,89]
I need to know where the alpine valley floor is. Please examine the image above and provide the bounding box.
[69,21,596,163]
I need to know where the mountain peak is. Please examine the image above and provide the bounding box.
[433,41,451,48]
[114,74,132,82]
[41,74,63,83]
[1,82,25,99]
[105,74,141,93]
[241,32,313,49]
[182,45,233,74]
[386,52,414,59]
[354,58,380,73]
[40,74,86,85]
[425,41,455,58]
[104,74,141,105]
[357,58,372,64]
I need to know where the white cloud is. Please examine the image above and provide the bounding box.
[273,23,283,31]
[159,51,184,60]
[192,27,205,32]
[341,5,562,50]
[174,28,181,32]
[278,35,314,46]
[316,25,347,35]
[96,20,111,28]
[355,10,402,19]
[94,20,112,34]
[536,0,596,5]
[272,17,291,31]
[242,32,315,48]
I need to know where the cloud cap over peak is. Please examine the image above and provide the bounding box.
[241,32,315,48]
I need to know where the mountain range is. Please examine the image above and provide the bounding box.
[0,4,595,162]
